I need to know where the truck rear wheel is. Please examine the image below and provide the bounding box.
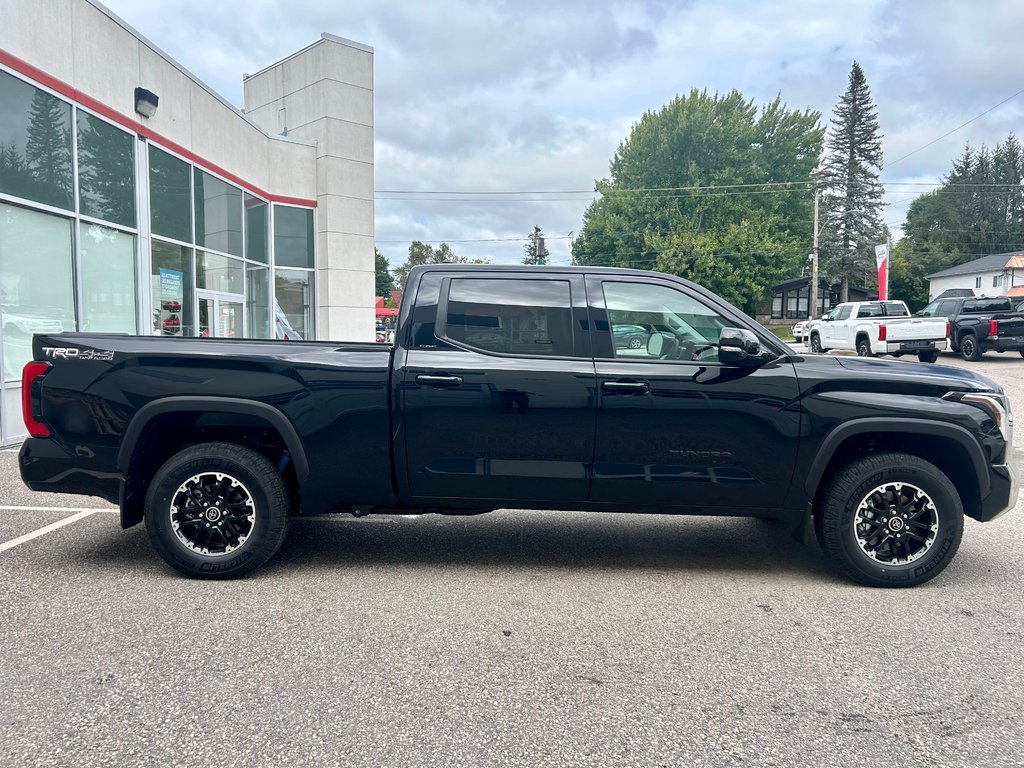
[144,442,291,579]
[960,334,982,361]
[815,452,963,587]
[856,337,873,357]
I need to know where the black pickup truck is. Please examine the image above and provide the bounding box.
[919,295,1024,360]
[19,265,1017,586]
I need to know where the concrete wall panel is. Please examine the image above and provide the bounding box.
[70,0,140,117]
[1,0,75,83]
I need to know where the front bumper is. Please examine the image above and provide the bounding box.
[980,459,1018,521]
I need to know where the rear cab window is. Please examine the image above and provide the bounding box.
[438,277,575,357]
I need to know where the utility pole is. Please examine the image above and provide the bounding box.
[810,184,820,323]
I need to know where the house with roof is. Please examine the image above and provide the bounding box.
[927,252,1024,301]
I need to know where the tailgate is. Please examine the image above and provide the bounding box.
[884,317,948,341]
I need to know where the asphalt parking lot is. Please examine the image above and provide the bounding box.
[2,350,1023,768]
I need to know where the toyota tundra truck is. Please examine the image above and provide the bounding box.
[807,300,949,361]
[18,265,1017,586]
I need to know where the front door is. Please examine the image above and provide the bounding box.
[197,291,244,338]
[587,276,801,510]
[400,271,596,504]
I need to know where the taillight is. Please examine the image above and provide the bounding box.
[21,361,51,438]
[945,321,951,338]
[989,319,999,336]
[878,324,887,341]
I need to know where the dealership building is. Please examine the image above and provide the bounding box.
[0,0,375,443]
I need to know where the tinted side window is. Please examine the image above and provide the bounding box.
[882,302,908,317]
[857,303,883,318]
[965,299,1012,313]
[937,300,958,317]
[836,305,853,320]
[443,278,573,356]
[919,301,940,317]
[602,281,731,362]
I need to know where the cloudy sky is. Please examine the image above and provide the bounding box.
[102,0,1024,269]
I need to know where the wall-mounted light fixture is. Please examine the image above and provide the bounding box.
[134,87,159,119]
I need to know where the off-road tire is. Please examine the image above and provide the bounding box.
[856,336,873,357]
[815,452,963,588]
[810,333,825,353]
[960,333,983,361]
[145,442,291,579]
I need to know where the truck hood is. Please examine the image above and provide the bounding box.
[790,354,1002,396]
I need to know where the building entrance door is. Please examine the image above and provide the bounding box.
[197,291,244,338]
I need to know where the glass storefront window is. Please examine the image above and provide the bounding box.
[245,194,268,264]
[197,251,243,294]
[194,169,242,256]
[151,241,193,336]
[273,206,314,268]
[80,223,136,333]
[149,147,191,243]
[0,204,74,380]
[246,264,270,338]
[0,71,74,211]
[77,113,135,227]
[275,268,313,340]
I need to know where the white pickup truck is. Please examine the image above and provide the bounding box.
[807,300,949,363]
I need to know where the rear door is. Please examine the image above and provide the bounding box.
[587,275,801,510]
[399,271,596,504]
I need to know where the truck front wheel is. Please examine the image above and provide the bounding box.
[144,442,291,579]
[810,333,825,353]
[815,452,963,587]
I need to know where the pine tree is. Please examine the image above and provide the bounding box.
[24,90,73,209]
[523,226,550,265]
[820,62,885,301]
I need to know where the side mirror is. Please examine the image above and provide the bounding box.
[719,328,769,367]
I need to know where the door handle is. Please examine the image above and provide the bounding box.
[601,380,650,394]
[416,374,464,389]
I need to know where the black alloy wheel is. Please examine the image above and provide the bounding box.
[810,334,823,353]
[856,337,873,357]
[960,334,982,361]
[145,442,291,579]
[816,452,963,587]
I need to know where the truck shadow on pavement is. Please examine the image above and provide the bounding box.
[267,512,832,582]
[63,512,833,582]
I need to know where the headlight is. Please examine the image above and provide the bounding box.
[945,391,1013,443]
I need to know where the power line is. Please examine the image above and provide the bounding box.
[883,87,1024,170]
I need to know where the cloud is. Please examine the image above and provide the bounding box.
[99,0,1024,263]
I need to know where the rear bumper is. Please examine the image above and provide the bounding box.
[18,438,121,504]
[984,335,1024,352]
[882,339,948,354]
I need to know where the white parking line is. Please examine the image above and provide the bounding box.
[0,510,99,553]
[0,505,117,514]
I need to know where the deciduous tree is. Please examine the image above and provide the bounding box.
[572,89,823,313]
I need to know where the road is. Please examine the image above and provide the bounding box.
[1,349,1023,767]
